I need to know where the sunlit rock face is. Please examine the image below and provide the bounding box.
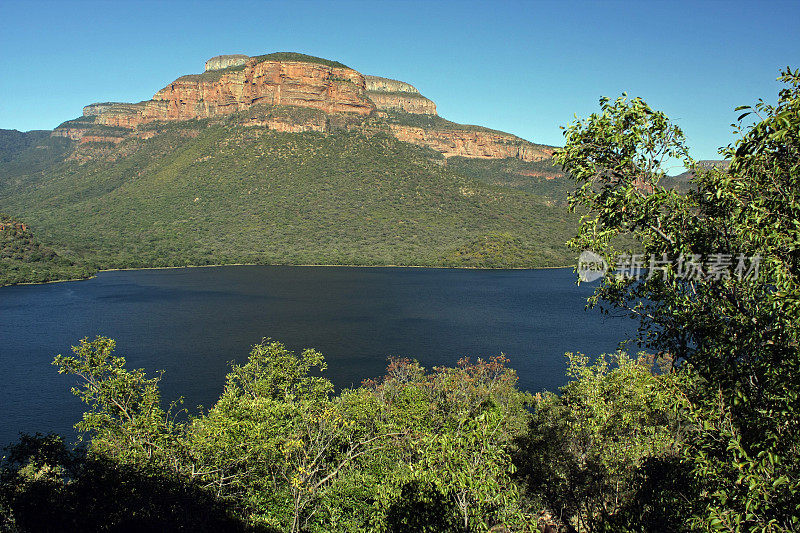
[365,75,437,115]
[83,102,122,116]
[388,124,554,162]
[204,54,249,72]
[365,76,420,94]
[94,57,375,128]
[54,52,552,162]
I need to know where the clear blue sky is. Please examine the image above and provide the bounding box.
[1,0,798,162]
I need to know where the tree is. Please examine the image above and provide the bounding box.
[186,340,398,533]
[0,433,254,532]
[555,68,800,531]
[409,408,525,531]
[366,356,536,532]
[53,336,183,470]
[516,353,687,532]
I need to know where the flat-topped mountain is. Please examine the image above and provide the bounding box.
[204,54,249,71]
[52,52,552,163]
[0,52,575,282]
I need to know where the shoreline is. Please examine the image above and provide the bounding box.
[3,261,577,288]
[97,262,577,273]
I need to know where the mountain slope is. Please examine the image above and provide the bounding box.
[0,129,76,183]
[0,117,576,269]
[0,214,91,285]
[445,157,571,205]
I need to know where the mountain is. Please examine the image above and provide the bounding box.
[0,52,576,281]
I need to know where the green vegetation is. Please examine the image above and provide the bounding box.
[0,337,538,532]
[551,67,800,530]
[0,115,577,275]
[443,231,562,267]
[52,116,95,130]
[446,156,569,204]
[252,52,350,70]
[236,103,330,126]
[383,111,521,136]
[177,67,248,83]
[0,433,251,532]
[515,353,690,531]
[0,343,688,532]
[0,213,92,286]
[0,129,75,182]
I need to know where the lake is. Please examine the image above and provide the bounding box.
[0,265,634,447]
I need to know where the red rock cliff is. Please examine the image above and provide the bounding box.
[365,75,437,115]
[62,52,555,163]
[97,57,375,128]
[388,124,553,162]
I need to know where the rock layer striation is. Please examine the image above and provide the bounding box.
[94,57,374,129]
[365,75,437,115]
[389,124,553,162]
[53,52,553,162]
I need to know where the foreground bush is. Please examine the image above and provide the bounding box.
[0,337,539,532]
[515,353,690,531]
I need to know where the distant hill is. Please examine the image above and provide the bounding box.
[0,52,577,279]
[0,213,91,286]
[663,160,731,190]
[0,129,75,182]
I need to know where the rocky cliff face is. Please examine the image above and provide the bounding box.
[95,56,374,129]
[53,52,554,163]
[365,75,437,115]
[50,125,89,141]
[365,76,420,94]
[205,54,248,72]
[388,124,553,161]
[51,116,97,140]
[368,92,437,115]
[83,102,123,116]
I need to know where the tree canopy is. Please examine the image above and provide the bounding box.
[555,67,800,531]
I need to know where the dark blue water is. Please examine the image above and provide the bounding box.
[0,266,634,447]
